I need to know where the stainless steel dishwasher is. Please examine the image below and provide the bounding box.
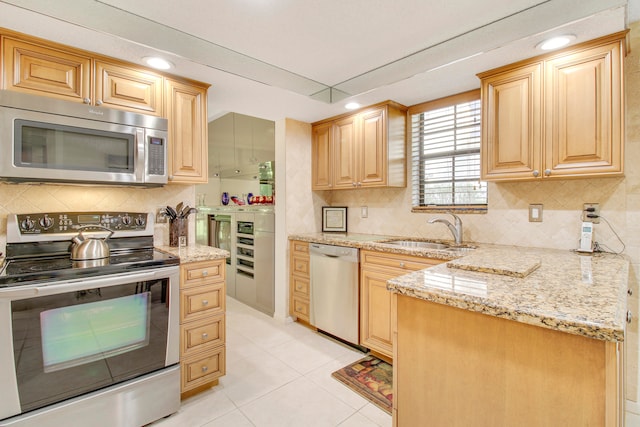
[309,243,359,346]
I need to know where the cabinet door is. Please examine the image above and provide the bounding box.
[2,37,91,102]
[360,268,394,357]
[311,122,333,190]
[359,107,387,187]
[481,63,542,181]
[95,61,163,115]
[333,116,358,189]
[165,79,208,183]
[544,41,623,178]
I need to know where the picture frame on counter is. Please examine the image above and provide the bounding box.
[322,206,347,232]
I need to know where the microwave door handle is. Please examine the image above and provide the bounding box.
[136,128,145,182]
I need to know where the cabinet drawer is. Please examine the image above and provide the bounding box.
[292,297,310,322]
[292,241,309,255]
[291,275,310,298]
[181,346,225,392]
[361,250,442,272]
[292,254,310,276]
[181,314,225,357]
[182,260,225,288]
[180,283,225,322]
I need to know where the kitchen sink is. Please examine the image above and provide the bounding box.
[385,240,451,250]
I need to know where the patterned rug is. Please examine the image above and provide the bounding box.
[331,355,393,414]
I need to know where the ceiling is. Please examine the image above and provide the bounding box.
[0,0,636,123]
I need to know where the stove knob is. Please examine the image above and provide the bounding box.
[21,218,35,231]
[39,216,54,229]
[121,215,132,226]
[135,216,146,227]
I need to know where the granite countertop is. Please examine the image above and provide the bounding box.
[288,232,474,261]
[156,243,229,263]
[289,233,629,342]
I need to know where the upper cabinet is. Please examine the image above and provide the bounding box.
[478,32,626,181]
[311,101,407,190]
[165,78,208,183]
[1,28,210,184]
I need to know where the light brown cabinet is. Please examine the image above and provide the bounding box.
[1,28,210,184]
[479,32,626,181]
[179,259,226,397]
[2,36,91,103]
[165,78,208,183]
[360,250,443,359]
[393,294,623,426]
[289,240,311,323]
[311,101,407,190]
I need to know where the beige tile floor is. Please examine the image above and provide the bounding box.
[154,297,391,427]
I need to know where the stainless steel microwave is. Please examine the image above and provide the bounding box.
[0,91,168,186]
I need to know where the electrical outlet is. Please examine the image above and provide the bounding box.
[529,204,543,222]
[582,203,600,224]
[156,207,167,223]
[361,206,368,218]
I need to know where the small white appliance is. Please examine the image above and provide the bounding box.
[578,221,594,253]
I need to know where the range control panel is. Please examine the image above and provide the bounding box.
[15,212,148,234]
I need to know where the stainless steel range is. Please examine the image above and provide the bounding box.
[0,211,180,427]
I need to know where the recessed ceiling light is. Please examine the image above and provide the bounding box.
[537,35,576,51]
[345,102,360,110]
[143,56,173,70]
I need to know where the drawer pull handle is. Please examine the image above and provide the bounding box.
[202,299,209,306]
[202,365,208,373]
[628,289,633,296]
[202,270,208,276]
[627,311,633,324]
[399,262,405,268]
[202,332,208,339]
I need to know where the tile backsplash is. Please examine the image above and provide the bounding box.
[0,183,195,250]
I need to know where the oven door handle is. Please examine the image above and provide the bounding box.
[0,268,177,298]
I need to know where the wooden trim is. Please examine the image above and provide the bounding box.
[477,30,628,79]
[407,89,480,115]
[312,100,407,126]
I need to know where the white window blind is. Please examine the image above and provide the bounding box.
[411,95,487,208]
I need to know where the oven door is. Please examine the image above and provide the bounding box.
[0,266,179,420]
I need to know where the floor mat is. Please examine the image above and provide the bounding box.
[331,355,392,414]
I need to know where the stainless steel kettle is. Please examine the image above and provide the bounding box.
[70,225,114,260]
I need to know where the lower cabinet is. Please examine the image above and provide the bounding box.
[360,250,443,359]
[179,259,226,397]
[289,240,311,323]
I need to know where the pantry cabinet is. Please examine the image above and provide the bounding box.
[289,240,311,323]
[311,101,407,190]
[479,31,626,181]
[179,259,226,397]
[0,28,210,184]
[360,250,443,359]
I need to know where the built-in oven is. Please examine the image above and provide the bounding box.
[0,212,180,427]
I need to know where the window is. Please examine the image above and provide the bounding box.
[409,90,487,210]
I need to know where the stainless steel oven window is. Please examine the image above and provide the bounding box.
[0,267,179,418]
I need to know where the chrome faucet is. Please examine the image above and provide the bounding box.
[428,212,463,245]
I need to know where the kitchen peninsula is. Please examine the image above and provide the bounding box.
[387,245,629,427]
[288,234,629,426]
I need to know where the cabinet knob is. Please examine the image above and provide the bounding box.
[202,365,209,373]
[352,182,357,187]
[399,262,405,268]
[83,98,91,104]
[202,332,209,339]
[202,270,208,276]
[627,311,633,324]
[96,100,103,106]
[628,288,633,296]
[202,299,209,306]
[544,169,551,176]
[532,170,540,177]
[357,182,362,186]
